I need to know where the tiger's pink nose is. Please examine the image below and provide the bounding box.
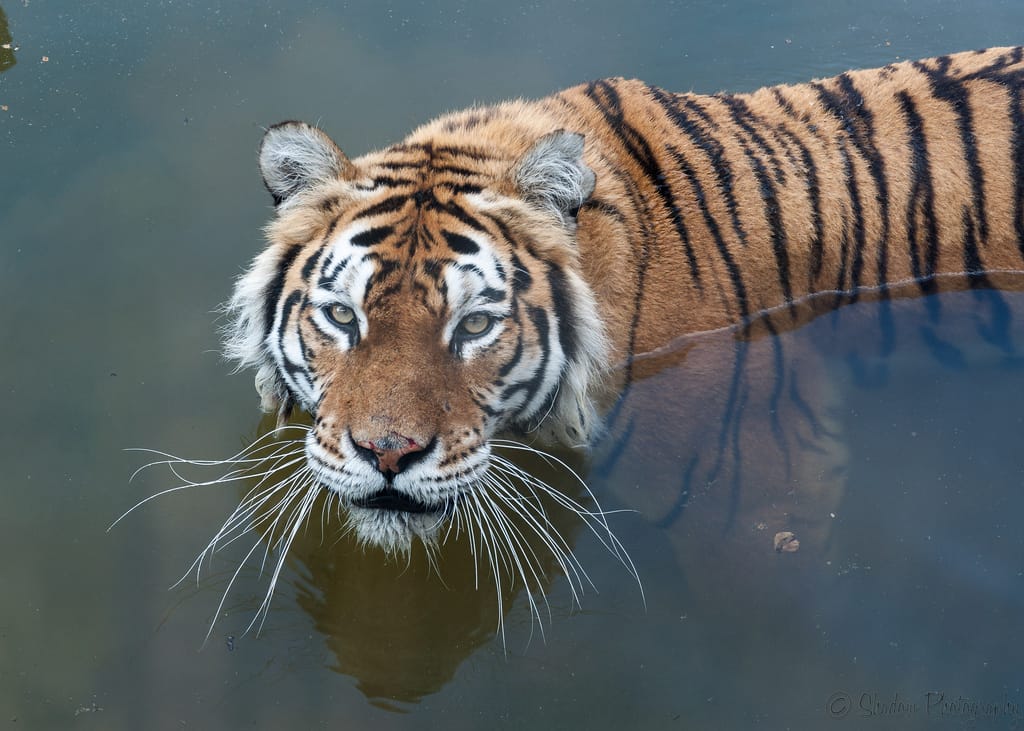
[354,432,426,474]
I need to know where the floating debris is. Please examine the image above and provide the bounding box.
[774,531,800,553]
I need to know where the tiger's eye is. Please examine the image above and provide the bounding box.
[459,313,492,336]
[327,304,356,326]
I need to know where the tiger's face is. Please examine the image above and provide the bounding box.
[226,122,609,552]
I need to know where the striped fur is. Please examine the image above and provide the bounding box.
[228,47,1024,551]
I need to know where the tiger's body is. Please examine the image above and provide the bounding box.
[229,47,1024,553]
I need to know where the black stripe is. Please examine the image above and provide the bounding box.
[510,252,533,292]
[502,306,551,408]
[366,281,402,306]
[300,247,324,280]
[812,76,889,298]
[837,143,863,304]
[491,254,506,283]
[962,204,990,287]
[836,72,891,292]
[363,258,400,304]
[584,80,702,286]
[717,93,787,184]
[718,95,794,315]
[560,85,654,384]
[370,175,416,188]
[453,262,488,280]
[263,244,303,338]
[545,263,577,362]
[432,144,499,161]
[441,201,489,234]
[650,88,748,248]
[319,254,352,288]
[356,195,409,219]
[444,182,484,195]
[277,290,305,378]
[833,204,851,305]
[294,297,316,380]
[378,160,425,171]
[480,211,519,249]
[957,52,1024,260]
[480,287,506,303]
[443,230,480,254]
[497,333,524,378]
[580,198,627,223]
[773,123,825,283]
[409,279,433,309]
[770,86,798,118]
[913,58,989,242]
[420,258,449,282]
[898,91,939,295]
[433,164,483,177]
[664,143,748,322]
[469,392,501,418]
[1011,84,1024,260]
[350,226,393,247]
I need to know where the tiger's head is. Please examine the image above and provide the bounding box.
[225,120,610,552]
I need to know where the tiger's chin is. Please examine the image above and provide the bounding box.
[344,504,447,555]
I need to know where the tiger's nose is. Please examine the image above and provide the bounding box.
[353,432,428,474]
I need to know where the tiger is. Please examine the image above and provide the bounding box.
[225,46,1024,559]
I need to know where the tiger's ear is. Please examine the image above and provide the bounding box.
[259,121,353,205]
[513,130,596,225]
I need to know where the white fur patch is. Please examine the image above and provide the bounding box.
[223,244,290,412]
[259,122,349,205]
[309,224,379,343]
[442,231,511,357]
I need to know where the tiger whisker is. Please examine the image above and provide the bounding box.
[524,382,560,434]
[109,446,306,532]
[201,525,273,644]
[477,474,553,637]
[483,470,590,606]
[125,425,309,474]
[197,465,313,562]
[257,474,316,575]
[488,442,645,605]
[463,488,508,645]
[173,465,311,590]
[248,481,321,636]
[490,443,627,527]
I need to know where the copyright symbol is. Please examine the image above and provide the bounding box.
[827,691,851,719]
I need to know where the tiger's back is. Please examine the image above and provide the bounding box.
[412,47,1024,365]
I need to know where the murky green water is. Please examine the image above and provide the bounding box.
[4,1,1024,728]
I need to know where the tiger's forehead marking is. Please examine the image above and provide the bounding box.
[316,216,509,315]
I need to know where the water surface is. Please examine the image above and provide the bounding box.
[3,1,1024,728]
